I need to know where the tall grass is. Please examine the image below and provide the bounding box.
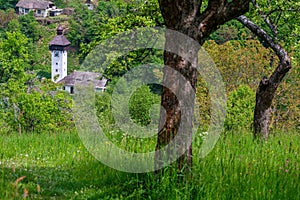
[0,130,299,199]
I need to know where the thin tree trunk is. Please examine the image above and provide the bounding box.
[237,15,292,140]
[254,78,275,140]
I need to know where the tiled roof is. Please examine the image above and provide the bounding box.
[58,71,108,89]
[16,0,53,10]
[49,35,70,46]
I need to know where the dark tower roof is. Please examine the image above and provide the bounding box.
[56,25,63,35]
[49,25,70,48]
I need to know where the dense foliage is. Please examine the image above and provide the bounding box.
[0,0,18,10]
[0,22,72,133]
[0,0,298,134]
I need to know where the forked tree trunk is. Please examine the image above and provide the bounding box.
[237,15,292,140]
[155,0,251,174]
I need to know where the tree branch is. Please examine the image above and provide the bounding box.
[237,15,291,86]
[237,15,288,62]
[196,0,251,40]
[159,0,251,43]
[251,0,278,38]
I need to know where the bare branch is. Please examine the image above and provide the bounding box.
[237,15,285,60]
[237,15,291,85]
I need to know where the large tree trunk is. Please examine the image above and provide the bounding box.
[237,15,292,140]
[155,0,251,174]
[154,30,199,173]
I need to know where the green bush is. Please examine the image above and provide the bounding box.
[225,85,255,131]
[0,77,73,134]
[95,91,114,128]
[129,85,160,126]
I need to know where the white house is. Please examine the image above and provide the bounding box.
[16,0,55,18]
[58,71,109,94]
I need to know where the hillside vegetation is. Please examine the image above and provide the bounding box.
[0,0,299,199]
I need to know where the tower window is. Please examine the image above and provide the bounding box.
[54,51,59,57]
[56,63,58,65]
[55,69,58,72]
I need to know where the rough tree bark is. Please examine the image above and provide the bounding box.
[155,0,251,174]
[237,15,292,140]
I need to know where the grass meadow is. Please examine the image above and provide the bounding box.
[0,130,299,199]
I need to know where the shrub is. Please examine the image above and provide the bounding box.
[225,85,255,131]
[129,85,160,126]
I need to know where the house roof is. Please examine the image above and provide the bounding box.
[58,71,109,89]
[49,25,70,46]
[16,0,54,10]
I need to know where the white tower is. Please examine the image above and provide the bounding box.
[49,25,70,82]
